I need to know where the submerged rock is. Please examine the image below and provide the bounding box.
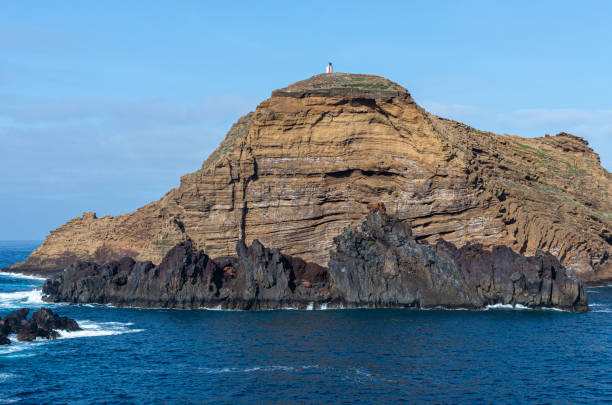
[43,212,588,312]
[0,308,80,344]
[329,212,588,312]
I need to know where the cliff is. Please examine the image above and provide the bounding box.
[7,73,612,284]
[42,212,588,312]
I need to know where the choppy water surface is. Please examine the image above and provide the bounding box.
[0,241,611,404]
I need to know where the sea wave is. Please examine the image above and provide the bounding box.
[0,271,46,281]
[0,338,38,358]
[197,365,319,374]
[0,288,44,308]
[0,320,144,359]
[484,303,568,312]
[0,373,14,383]
[57,320,144,339]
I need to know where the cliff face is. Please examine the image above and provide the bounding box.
[41,212,588,312]
[8,73,612,284]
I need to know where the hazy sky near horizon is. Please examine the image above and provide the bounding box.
[1,1,611,240]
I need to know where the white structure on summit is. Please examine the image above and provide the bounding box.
[326,62,333,73]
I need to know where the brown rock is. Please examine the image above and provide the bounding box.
[367,202,387,213]
[6,73,611,284]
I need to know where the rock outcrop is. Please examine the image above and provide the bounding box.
[0,308,80,344]
[329,211,588,312]
[42,240,331,310]
[42,212,588,312]
[6,73,611,284]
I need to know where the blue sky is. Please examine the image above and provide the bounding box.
[1,1,610,240]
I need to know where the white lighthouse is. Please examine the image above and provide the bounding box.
[326,62,333,73]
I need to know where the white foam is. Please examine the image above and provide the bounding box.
[0,373,14,383]
[430,306,470,311]
[57,320,143,339]
[198,365,317,374]
[0,271,46,281]
[485,303,530,310]
[0,338,38,358]
[306,302,314,310]
[0,288,44,308]
[541,307,566,312]
[485,303,572,312]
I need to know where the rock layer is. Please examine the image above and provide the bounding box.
[42,212,588,312]
[7,73,611,284]
[329,212,588,312]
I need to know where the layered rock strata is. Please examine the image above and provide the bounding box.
[42,212,588,312]
[7,73,611,284]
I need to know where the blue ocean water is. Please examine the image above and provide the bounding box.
[0,241,611,404]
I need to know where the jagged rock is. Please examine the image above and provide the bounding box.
[0,308,80,344]
[329,212,588,312]
[1,308,29,334]
[13,73,609,284]
[43,240,331,310]
[43,212,587,312]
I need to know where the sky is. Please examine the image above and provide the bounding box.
[1,0,611,240]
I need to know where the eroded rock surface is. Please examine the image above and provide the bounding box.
[0,308,80,344]
[8,73,610,284]
[329,211,588,312]
[42,240,330,310]
[43,212,588,312]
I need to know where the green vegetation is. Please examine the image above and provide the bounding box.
[535,162,544,169]
[452,144,467,154]
[203,115,252,169]
[341,82,392,90]
[516,142,536,151]
[535,181,564,196]
[366,240,374,246]
[514,141,548,160]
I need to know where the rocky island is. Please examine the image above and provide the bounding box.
[2,72,607,312]
[6,73,610,285]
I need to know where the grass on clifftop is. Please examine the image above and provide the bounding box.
[341,82,392,90]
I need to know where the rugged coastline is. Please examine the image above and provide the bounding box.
[6,73,610,285]
[42,211,588,312]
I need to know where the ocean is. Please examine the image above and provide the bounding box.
[0,241,610,404]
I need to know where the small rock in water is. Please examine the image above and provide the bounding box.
[0,307,80,344]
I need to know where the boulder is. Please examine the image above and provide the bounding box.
[0,308,80,343]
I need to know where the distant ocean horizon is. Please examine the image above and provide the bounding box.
[1,241,611,404]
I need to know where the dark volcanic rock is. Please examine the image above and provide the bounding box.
[1,308,29,334]
[329,212,588,312]
[0,308,80,344]
[42,213,588,312]
[43,240,331,310]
